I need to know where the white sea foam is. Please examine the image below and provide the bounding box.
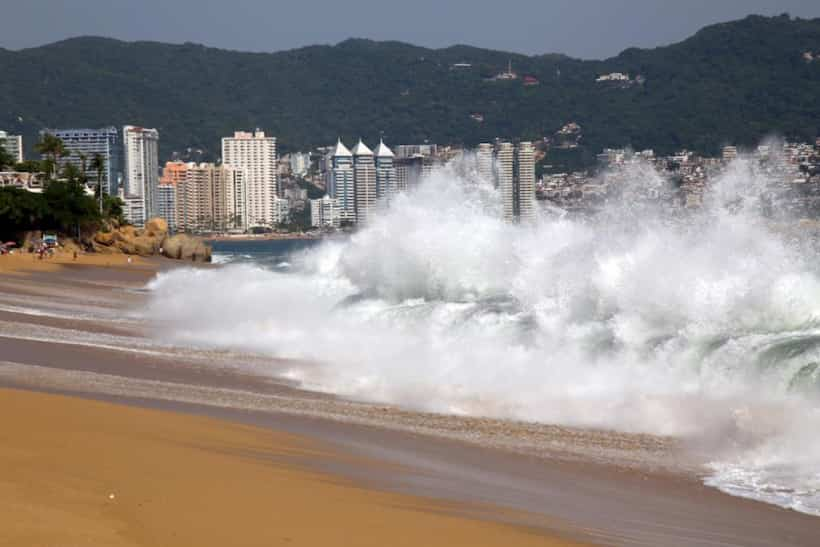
[146,154,820,515]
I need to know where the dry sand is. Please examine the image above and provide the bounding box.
[0,388,576,546]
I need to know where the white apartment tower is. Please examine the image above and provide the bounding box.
[496,142,515,220]
[329,139,355,223]
[477,143,494,185]
[497,141,536,223]
[374,139,397,201]
[515,141,536,223]
[221,131,277,229]
[123,126,160,227]
[352,140,377,224]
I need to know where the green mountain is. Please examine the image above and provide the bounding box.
[0,14,818,163]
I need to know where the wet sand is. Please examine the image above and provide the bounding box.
[2,258,820,545]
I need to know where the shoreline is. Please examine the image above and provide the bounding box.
[2,261,820,545]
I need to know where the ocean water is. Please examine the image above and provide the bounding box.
[148,155,820,516]
[209,239,322,269]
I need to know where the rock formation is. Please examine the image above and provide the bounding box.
[91,218,211,262]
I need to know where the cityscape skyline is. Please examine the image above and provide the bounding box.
[2,122,819,235]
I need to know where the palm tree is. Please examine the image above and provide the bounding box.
[89,154,106,214]
[35,133,66,180]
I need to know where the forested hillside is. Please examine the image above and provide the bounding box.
[0,14,817,162]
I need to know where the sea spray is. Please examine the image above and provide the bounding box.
[146,153,820,515]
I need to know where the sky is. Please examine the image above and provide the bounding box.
[2,0,819,59]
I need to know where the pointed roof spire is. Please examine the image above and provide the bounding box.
[351,139,373,156]
[332,138,352,157]
[374,138,394,158]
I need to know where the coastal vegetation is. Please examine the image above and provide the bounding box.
[0,15,817,165]
[0,135,123,243]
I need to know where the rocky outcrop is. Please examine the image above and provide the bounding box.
[91,217,211,262]
[160,234,212,263]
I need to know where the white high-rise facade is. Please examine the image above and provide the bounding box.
[352,140,377,224]
[329,140,355,223]
[123,126,159,227]
[374,139,397,202]
[496,142,515,221]
[477,143,494,184]
[0,131,23,164]
[497,141,536,223]
[221,131,277,229]
[515,142,536,223]
[310,195,341,229]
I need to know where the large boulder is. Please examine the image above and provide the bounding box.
[94,230,116,246]
[133,235,160,256]
[144,217,169,238]
[161,234,212,263]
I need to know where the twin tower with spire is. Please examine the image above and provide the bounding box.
[328,138,397,225]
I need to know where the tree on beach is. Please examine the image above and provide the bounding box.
[35,133,66,180]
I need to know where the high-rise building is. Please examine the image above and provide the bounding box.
[394,144,437,159]
[224,166,247,231]
[221,130,277,229]
[156,184,177,232]
[122,126,160,227]
[156,161,188,232]
[160,161,188,187]
[374,139,397,201]
[310,195,342,229]
[477,143,494,184]
[497,141,536,223]
[273,197,290,226]
[43,127,121,195]
[0,131,23,164]
[329,139,355,223]
[496,142,515,221]
[395,155,424,192]
[174,163,239,233]
[352,140,377,224]
[515,141,536,223]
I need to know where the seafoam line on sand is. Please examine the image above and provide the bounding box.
[0,360,683,474]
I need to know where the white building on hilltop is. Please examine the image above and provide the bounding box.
[328,139,355,223]
[221,130,277,229]
[123,126,159,227]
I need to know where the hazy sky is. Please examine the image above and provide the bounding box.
[2,0,819,59]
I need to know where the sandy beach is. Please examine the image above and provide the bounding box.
[2,255,820,545]
[1,387,578,546]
